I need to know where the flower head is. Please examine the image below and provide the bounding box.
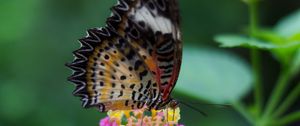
[99,107,184,126]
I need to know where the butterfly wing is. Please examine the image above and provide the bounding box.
[67,27,160,111]
[107,0,182,101]
[67,0,181,111]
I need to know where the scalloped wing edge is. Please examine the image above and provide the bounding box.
[66,27,114,108]
[66,0,136,108]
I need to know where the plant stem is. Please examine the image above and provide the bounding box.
[263,68,291,118]
[249,0,258,35]
[271,111,300,126]
[273,82,300,118]
[251,49,262,115]
[233,102,255,125]
[248,0,263,116]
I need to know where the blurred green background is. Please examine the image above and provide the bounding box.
[0,0,299,126]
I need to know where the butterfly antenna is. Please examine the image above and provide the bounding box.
[179,101,208,117]
[178,100,232,109]
[210,104,232,109]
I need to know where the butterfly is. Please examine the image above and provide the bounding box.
[67,0,182,112]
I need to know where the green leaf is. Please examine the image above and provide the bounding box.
[174,47,253,104]
[254,29,286,44]
[289,33,300,41]
[252,29,300,65]
[266,9,300,65]
[214,34,278,49]
[275,9,300,38]
[271,41,300,65]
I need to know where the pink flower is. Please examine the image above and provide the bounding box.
[99,117,118,126]
[157,111,165,117]
[112,121,118,126]
[100,117,110,126]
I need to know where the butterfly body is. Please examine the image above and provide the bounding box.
[67,0,181,112]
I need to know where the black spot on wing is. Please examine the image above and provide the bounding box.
[139,70,148,80]
[134,60,143,70]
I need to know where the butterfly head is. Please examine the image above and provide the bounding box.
[150,97,179,110]
[169,99,179,109]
